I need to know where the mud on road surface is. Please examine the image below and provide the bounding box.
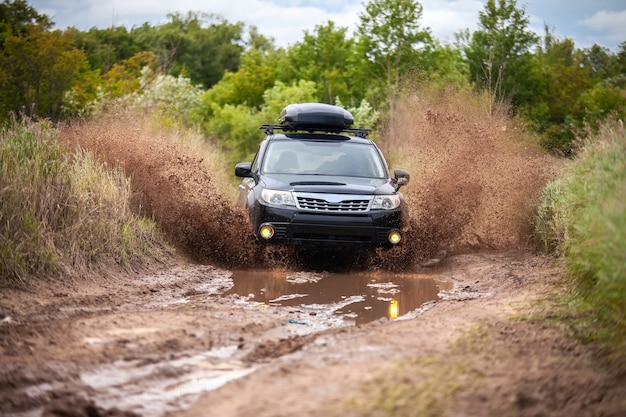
[2,251,625,417]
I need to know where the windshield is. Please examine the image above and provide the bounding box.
[262,140,387,178]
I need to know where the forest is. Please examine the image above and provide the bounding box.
[1,0,624,161]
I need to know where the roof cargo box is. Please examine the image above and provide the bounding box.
[279,103,354,131]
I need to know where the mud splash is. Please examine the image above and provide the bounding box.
[373,86,557,265]
[59,112,265,268]
[58,91,556,271]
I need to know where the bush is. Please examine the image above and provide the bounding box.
[0,120,67,283]
[534,120,626,368]
[0,118,162,286]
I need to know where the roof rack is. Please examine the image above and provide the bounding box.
[260,124,370,138]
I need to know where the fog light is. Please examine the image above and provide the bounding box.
[388,230,402,245]
[259,224,275,240]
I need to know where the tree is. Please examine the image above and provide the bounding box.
[0,23,91,120]
[100,51,156,99]
[154,12,244,89]
[199,44,281,113]
[0,0,51,43]
[582,44,620,81]
[462,0,538,111]
[286,21,358,104]
[517,34,594,153]
[71,26,148,74]
[356,0,432,112]
[618,42,626,75]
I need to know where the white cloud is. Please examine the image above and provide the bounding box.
[421,0,483,42]
[579,10,626,45]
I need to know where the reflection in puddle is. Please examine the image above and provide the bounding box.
[225,270,452,325]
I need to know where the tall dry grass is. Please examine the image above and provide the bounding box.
[0,118,163,286]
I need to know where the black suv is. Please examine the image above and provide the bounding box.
[235,103,410,249]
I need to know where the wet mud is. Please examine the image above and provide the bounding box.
[2,252,624,417]
[0,255,457,417]
[225,269,451,325]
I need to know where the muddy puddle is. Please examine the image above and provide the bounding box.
[75,269,454,417]
[224,269,453,325]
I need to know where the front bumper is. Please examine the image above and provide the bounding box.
[252,203,404,248]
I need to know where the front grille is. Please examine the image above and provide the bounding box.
[297,196,370,212]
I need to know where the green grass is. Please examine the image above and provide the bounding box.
[534,120,626,370]
[0,118,163,286]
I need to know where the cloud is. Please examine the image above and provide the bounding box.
[579,9,626,45]
[578,10,626,38]
[421,0,483,42]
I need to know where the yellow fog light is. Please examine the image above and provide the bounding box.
[259,224,275,240]
[388,230,402,245]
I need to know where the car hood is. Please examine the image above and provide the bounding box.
[261,173,396,195]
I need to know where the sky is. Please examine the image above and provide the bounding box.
[28,0,626,51]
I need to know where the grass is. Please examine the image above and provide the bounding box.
[534,119,626,370]
[0,117,163,286]
[334,357,470,417]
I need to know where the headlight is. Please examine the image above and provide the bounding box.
[261,189,296,206]
[371,195,401,210]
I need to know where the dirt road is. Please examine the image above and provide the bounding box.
[2,111,622,416]
[1,250,624,417]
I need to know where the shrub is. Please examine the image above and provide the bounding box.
[0,118,162,286]
[534,120,626,368]
[0,119,66,283]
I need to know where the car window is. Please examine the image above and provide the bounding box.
[262,140,386,178]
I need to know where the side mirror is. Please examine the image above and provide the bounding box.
[393,169,410,191]
[235,162,253,178]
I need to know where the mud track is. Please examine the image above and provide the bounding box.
[1,251,624,417]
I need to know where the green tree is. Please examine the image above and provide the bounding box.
[286,21,358,104]
[462,0,538,111]
[260,80,317,120]
[423,41,469,86]
[71,25,149,74]
[155,11,244,88]
[0,0,51,43]
[583,44,620,81]
[517,29,625,154]
[356,0,432,112]
[99,51,156,99]
[617,42,626,75]
[0,23,91,120]
[199,44,281,113]
[521,36,590,151]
